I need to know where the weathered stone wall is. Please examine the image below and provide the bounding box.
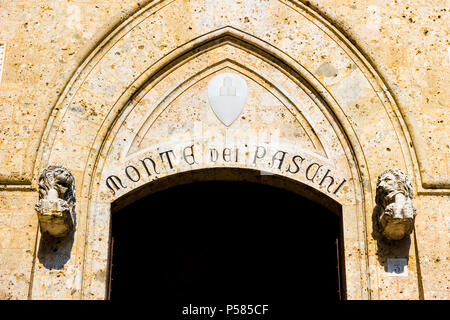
[0,190,37,300]
[415,195,449,299]
[0,0,448,300]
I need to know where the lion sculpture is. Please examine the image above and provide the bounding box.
[374,168,416,240]
[35,165,75,237]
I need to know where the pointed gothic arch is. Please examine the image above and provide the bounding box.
[31,0,422,300]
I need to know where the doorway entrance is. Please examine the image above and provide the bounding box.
[108,179,345,307]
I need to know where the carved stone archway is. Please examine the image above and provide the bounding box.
[32,0,422,300]
[108,168,346,301]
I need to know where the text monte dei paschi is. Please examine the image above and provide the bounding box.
[105,144,348,196]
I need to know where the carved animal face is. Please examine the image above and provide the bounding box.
[377,172,398,196]
[375,168,413,207]
[39,165,75,201]
[375,168,416,240]
[51,167,74,197]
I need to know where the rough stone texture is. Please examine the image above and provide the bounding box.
[415,195,450,300]
[0,190,37,300]
[305,0,449,188]
[0,0,448,300]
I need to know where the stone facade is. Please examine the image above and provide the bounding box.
[0,0,448,300]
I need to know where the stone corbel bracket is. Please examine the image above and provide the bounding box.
[35,165,76,238]
[375,168,417,241]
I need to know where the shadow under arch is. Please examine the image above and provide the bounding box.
[111,167,342,215]
[107,167,347,303]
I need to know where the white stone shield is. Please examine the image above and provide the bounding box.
[208,72,248,126]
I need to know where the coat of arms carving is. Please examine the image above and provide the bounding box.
[208,72,248,126]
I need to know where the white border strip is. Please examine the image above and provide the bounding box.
[0,41,6,84]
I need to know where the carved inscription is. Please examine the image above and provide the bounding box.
[105,144,348,196]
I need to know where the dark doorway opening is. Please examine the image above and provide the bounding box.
[108,180,344,311]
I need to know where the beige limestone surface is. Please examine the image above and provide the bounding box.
[0,0,448,300]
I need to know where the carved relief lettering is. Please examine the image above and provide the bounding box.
[104,143,349,198]
[140,157,160,176]
[253,146,266,165]
[183,145,196,165]
[106,175,127,195]
[159,150,175,169]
